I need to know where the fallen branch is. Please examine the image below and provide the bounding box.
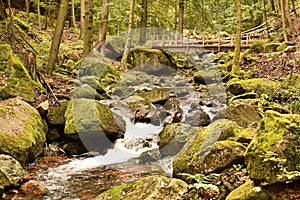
[37,71,59,104]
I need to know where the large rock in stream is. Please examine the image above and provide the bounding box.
[173,119,246,176]
[245,110,300,185]
[0,154,26,195]
[0,98,47,165]
[64,98,125,153]
[93,175,188,200]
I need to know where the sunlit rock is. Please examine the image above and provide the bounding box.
[93,175,188,200]
[245,110,300,185]
[0,154,25,193]
[173,119,245,176]
[0,98,47,165]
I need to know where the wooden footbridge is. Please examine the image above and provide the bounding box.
[150,33,265,53]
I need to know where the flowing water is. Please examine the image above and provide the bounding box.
[13,55,226,200]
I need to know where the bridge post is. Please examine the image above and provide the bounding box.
[218,33,221,52]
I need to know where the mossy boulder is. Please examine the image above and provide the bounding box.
[224,104,261,128]
[72,84,102,100]
[0,44,36,103]
[227,78,280,97]
[245,110,300,185]
[226,181,272,200]
[136,88,170,104]
[158,123,198,157]
[0,98,47,165]
[0,154,26,195]
[173,119,245,176]
[64,98,124,152]
[123,48,176,70]
[93,175,188,200]
[47,100,68,126]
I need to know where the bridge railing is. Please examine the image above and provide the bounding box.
[150,33,265,51]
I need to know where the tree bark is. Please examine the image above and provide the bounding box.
[47,0,69,75]
[0,0,6,20]
[7,0,14,35]
[262,0,270,37]
[285,0,296,39]
[25,0,29,20]
[83,0,93,57]
[122,0,135,68]
[37,0,41,29]
[139,0,147,45]
[98,0,109,54]
[80,0,85,40]
[280,0,288,42]
[178,0,184,39]
[232,0,242,74]
[70,0,77,29]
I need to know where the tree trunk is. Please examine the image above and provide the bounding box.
[285,0,296,39]
[0,0,6,20]
[122,0,135,68]
[47,0,69,75]
[178,0,184,39]
[262,0,270,37]
[275,0,280,15]
[139,0,147,45]
[7,0,14,35]
[25,0,29,20]
[280,0,288,42]
[83,0,93,57]
[291,0,298,17]
[70,0,77,29]
[232,0,242,74]
[37,0,41,29]
[80,0,85,40]
[98,0,109,54]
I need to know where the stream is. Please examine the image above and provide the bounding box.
[15,53,226,200]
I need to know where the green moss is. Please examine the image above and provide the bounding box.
[227,78,280,97]
[226,181,272,200]
[245,110,300,185]
[173,119,244,176]
[94,175,188,200]
[276,43,288,51]
[0,98,47,166]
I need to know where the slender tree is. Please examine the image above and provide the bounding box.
[80,0,85,40]
[83,0,93,56]
[47,0,69,75]
[280,0,288,42]
[285,0,296,39]
[70,0,77,29]
[232,0,242,74]
[98,0,109,54]
[139,0,147,45]
[25,0,29,20]
[37,0,41,29]
[0,0,6,20]
[178,0,184,39]
[123,0,135,61]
